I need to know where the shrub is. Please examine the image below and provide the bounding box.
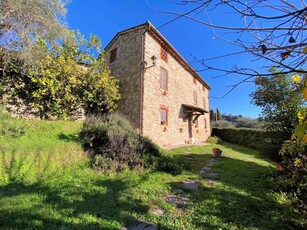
[79,114,163,171]
[80,114,141,169]
[212,128,282,161]
[277,141,307,213]
[92,154,114,172]
[153,153,189,175]
[207,136,220,144]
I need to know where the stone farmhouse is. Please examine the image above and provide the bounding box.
[105,22,211,148]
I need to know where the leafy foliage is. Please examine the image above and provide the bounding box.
[0,0,68,69]
[0,113,306,229]
[152,153,188,175]
[277,140,307,213]
[212,128,282,161]
[0,0,69,68]
[291,75,307,143]
[252,72,302,135]
[207,136,220,144]
[4,30,120,119]
[79,114,162,171]
[251,71,304,161]
[211,112,262,129]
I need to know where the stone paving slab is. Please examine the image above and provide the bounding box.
[164,195,191,205]
[202,166,212,171]
[203,172,220,180]
[181,180,199,190]
[208,158,216,163]
[124,220,158,230]
[184,156,193,160]
[173,188,186,194]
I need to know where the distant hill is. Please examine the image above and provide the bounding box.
[212,113,263,129]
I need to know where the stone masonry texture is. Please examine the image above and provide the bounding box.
[106,23,211,147]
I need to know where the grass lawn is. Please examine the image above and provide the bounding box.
[0,116,306,229]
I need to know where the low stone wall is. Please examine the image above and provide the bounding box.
[4,96,85,120]
[5,97,39,119]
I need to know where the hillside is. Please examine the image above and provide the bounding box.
[0,109,305,229]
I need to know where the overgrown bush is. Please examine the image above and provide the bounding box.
[277,141,307,213]
[92,154,116,172]
[80,114,142,170]
[80,114,188,174]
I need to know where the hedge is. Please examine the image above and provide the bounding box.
[212,128,284,161]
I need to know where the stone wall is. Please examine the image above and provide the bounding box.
[5,96,40,119]
[142,32,211,147]
[4,95,85,120]
[105,26,146,130]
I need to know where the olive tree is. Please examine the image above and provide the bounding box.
[0,0,69,69]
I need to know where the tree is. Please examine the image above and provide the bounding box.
[251,70,302,134]
[212,119,235,128]
[5,30,121,119]
[251,69,303,159]
[0,0,69,68]
[216,107,221,120]
[210,109,215,121]
[160,0,306,95]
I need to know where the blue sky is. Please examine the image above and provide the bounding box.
[67,0,262,118]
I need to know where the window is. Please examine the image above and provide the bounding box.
[160,106,168,125]
[109,48,117,63]
[193,77,197,84]
[203,97,206,109]
[160,67,168,90]
[193,91,198,106]
[204,118,207,129]
[160,47,168,63]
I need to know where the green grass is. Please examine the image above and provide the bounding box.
[0,113,306,229]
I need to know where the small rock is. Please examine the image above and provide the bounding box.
[126,220,158,230]
[184,155,193,159]
[181,180,199,190]
[204,172,219,179]
[151,207,164,217]
[164,195,190,205]
[208,158,216,163]
[206,162,215,167]
[202,166,211,171]
[173,188,186,194]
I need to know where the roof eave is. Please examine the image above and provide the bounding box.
[147,23,211,90]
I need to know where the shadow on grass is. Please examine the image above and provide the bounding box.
[183,186,298,230]
[0,150,149,229]
[57,132,79,143]
[218,141,277,162]
[162,154,301,230]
